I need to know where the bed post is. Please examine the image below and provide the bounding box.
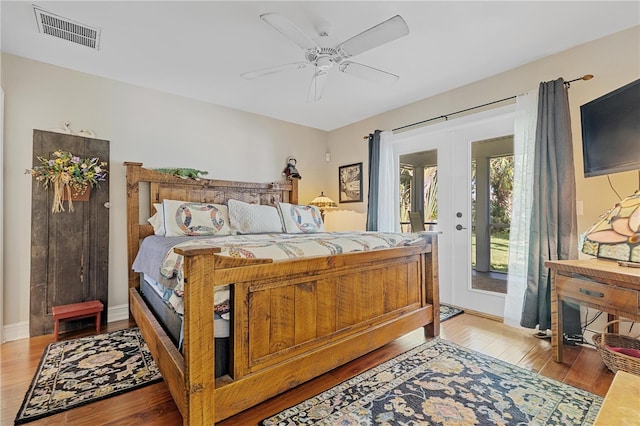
[125,162,143,293]
[423,233,440,337]
[289,177,298,204]
[176,247,218,425]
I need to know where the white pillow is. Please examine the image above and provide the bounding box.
[162,199,232,237]
[147,203,165,236]
[228,199,283,234]
[277,202,324,233]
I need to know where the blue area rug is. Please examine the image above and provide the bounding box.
[440,304,464,322]
[261,338,602,425]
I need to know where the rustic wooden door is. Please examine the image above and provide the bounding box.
[30,130,110,336]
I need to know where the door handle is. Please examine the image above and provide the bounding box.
[455,224,467,231]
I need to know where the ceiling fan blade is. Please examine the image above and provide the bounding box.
[337,15,409,58]
[241,62,308,79]
[307,68,329,102]
[339,61,399,84]
[260,13,319,51]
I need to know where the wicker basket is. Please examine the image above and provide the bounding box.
[592,320,640,375]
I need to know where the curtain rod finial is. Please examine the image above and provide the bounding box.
[583,74,594,81]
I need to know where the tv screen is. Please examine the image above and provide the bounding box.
[580,79,640,177]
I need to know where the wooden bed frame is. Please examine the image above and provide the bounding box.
[125,162,440,424]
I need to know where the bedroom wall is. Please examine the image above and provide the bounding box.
[2,26,638,340]
[1,53,329,340]
[326,26,639,237]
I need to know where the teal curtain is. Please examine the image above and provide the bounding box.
[521,79,581,336]
[366,130,381,231]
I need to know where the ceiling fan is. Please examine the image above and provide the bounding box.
[241,13,409,102]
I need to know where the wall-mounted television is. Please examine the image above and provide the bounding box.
[580,78,640,178]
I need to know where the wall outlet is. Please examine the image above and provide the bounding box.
[577,200,584,216]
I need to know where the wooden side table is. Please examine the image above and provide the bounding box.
[546,259,640,363]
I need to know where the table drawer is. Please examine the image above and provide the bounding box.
[556,276,639,314]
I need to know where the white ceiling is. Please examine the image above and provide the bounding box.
[1,1,638,131]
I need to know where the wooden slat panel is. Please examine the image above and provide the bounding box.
[336,274,356,329]
[398,263,409,307]
[270,286,295,352]
[407,261,420,304]
[352,272,366,324]
[316,278,336,336]
[383,266,398,312]
[384,264,408,312]
[367,269,385,319]
[248,288,271,361]
[294,282,317,344]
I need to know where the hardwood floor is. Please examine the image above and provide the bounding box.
[1,313,614,425]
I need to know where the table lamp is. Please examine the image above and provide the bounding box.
[580,190,640,263]
[309,192,337,219]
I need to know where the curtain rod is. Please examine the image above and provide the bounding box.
[363,74,593,139]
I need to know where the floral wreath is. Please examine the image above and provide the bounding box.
[26,150,108,213]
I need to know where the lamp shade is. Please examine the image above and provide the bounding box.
[310,192,337,210]
[579,191,640,263]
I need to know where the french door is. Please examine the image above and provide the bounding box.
[394,105,515,317]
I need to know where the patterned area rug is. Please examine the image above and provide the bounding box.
[440,304,464,322]
[261,338,602,425]
[15,328,162,424]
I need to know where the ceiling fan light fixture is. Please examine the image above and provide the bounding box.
[244,13,409,101]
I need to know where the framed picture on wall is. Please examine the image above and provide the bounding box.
[338,162,363,203]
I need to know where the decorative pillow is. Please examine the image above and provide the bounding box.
[277,202,324,233]
[228,199,283,234]
[162,199,232,237]
[147,203,165,236]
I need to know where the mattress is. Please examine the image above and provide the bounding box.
[140,274,230,377]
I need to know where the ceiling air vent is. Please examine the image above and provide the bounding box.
[33,6,101,50]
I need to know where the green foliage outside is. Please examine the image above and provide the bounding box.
[472,230,510,273]
[399,164,438,227]
[401,154,513,273]
[399,165,413,224]
[489,157,513,226]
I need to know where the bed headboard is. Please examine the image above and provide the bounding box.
[125,162,298,290]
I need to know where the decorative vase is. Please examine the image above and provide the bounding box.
[62,186,91,202]
[51,181,91,213]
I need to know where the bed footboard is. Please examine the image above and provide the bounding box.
[177,236,439,424]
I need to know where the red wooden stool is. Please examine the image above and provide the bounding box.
[52,300,104,341]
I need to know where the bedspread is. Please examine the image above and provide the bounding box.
[158,231,423,314]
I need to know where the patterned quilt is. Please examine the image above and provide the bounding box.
[160,231,424,315]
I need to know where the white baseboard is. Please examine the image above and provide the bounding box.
[107,303,130,322]
[2,321,29,343]
[1,303,130,343]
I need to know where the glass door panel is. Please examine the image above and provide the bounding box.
[470,137,514,294]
